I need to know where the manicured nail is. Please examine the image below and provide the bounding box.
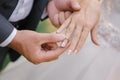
[74,50,78,54]
[57,42,62,47]
[75,3,81,8]
[56,30,60,34]
[97,42,100,46]
[61,42,66,47]
[61,40,68,47]
[67,50,72,55]
[72,2,81,10]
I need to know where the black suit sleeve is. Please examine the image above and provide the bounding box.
[0,14,14,44]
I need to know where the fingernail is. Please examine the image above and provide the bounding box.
[73,2,81,9]
[56,30,60,33]
[61,40,68,47]
[61,42,66,47]
[76,3,80,8]
[57,42,62,47]
[67,50,72,55]
[74,50,78,54]
[97,42,101,46]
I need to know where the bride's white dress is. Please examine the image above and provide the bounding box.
[0,0,120,80]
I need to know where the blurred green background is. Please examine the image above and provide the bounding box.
[36,19,56,33]
[3,19,56,70]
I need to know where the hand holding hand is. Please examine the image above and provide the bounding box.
[47,0,80,28]
[9,30,69,64]
[57,0,101,54]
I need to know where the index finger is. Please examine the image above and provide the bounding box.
[56,16,72,33]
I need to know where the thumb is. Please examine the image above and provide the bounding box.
[68,0,81,11]
[41,33,66,43]
[55,0,80,11]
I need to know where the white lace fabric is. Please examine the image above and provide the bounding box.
[98,0,120,51]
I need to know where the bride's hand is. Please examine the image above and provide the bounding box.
[57,0,101,54]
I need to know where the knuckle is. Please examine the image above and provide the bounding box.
[31,59,38,64]
[30,56,41,64]
[53,16,60,27]
[32,61,39,65]
[31,59,39,64]
[86,22,93,28]
[53,22,60,28]
[84,27,90,32]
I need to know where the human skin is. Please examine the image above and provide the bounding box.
[8,0,80,64]
[9,30,70,64]
[47,0,81,28]
[57,0,101,54]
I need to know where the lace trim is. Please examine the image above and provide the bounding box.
[98,20,120,51]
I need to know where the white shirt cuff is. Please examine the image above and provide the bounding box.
[0,28,17,47]
[41,8,48,19]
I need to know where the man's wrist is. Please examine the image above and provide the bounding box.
[0,28,17,47]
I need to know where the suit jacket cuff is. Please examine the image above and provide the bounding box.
[0,28,17,47]
[0,14,16,47]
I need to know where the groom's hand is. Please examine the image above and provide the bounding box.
[9,30,69,64]
[47,0,80,28]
